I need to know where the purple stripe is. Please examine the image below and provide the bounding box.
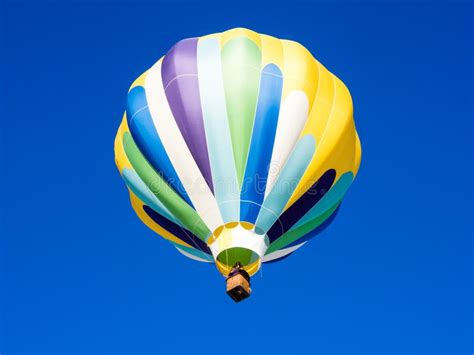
[161,38,214,193]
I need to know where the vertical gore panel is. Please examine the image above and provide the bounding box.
[240,64,283,223]
[221,36,262,188]
[255,135,315,233]
[197,38,240,222]
[161,38,214,192]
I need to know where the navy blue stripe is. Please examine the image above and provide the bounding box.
[285,205,341,248]
[267,169,337,242]
[143,206,211,254]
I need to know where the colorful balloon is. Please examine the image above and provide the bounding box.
[114,28,361,286]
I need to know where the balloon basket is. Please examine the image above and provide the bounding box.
[226,264,251,302]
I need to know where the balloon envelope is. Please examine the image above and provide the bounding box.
[114,28,361,277]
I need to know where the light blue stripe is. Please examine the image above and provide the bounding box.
[240,64,283,223]
[197,38,240,222]
[255,135,316,232]
[175,245,214,262]
[290,172,353,230]
[122,168,182,225]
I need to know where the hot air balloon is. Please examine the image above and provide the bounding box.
[114,28,361,302]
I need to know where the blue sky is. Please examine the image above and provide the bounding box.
[1,1,472,354]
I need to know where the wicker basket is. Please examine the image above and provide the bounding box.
[226,269,251,302]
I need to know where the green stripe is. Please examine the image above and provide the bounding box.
[266,202,341,254]
[221,37,262,188]
[122,132,210,240]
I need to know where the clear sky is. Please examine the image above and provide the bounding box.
[1,1,472,354]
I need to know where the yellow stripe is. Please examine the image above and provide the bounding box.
[304,63,335,141]
[129,191,193,248]
[260,34,284,68]
[128,70,148,91]
[354,131,362,173]
[114,114,132,172]
[286,74,359,208]
[280,40,319,108]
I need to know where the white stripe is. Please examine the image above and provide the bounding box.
[197,38,240,223]
[175,247,213,263]
[262,242,306,262]
[264,91,309,197]
[145,60,223,232]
